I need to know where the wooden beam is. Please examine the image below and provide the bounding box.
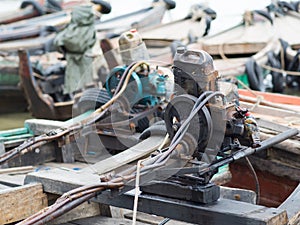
[81,135,166,175]
[0,166,34,175]
[279,184,300,224]
[98,191,288,225]
[0,183,47,224]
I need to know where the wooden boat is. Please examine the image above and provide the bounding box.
[0,3,299,224]
[0,88,299,224]
[0,0,56,25]
[0,0,176,116]
[17,50,73,120]
[0,0,106,25]
[1,49,300,224]
[0,56,27,114]
[0,0,172,55]
[189,1,300,56]
[144,1,300,94]
[0,51,66,114]
[95,0,176,39]
[231,89,300,207]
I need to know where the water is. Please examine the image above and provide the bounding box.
[0,112,32,130]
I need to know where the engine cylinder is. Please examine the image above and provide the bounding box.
[173,47,218,97]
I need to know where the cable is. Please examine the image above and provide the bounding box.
[93,61,148,114]
[245,156,260,204]
[158,218,171,225]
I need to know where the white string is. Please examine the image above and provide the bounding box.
[132,134,169,225]
[132,159,143,225]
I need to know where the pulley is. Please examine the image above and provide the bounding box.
[164,94,213,154]
[105,66,143,105]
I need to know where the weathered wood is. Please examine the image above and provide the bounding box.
[6,141,57,168]
[240,101,300,119]
[25,167,98,194]
[25,119,65,135]
[98,191,288,225]
[49,201,101,225]
[0,183,47,224]
[0,174,25,187]
[81,135,166,175]
[279,184,300,223]
[0,166,34,175]
[61,142,76,163]
[227,161,299,207]
[18,49,73,120]
[0,33,56,53]
[58,216,149,225]
[220,186,256,204]
[25,162,289,225]
[193,13,300,56]
[124,211,191,225]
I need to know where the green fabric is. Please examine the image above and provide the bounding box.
[53,5,96,94]
[236,73,249,88]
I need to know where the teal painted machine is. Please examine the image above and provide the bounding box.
[105,65,168,106]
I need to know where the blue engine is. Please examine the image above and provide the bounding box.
[105,65,169,106]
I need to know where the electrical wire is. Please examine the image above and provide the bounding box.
[16,91,222,224]
[245,156,260,204]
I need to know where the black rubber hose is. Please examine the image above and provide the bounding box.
[267,51,284,93]
[139,121,167,140]
[245,58,265,91]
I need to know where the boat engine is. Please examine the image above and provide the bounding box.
[105,29,174,108]
[106,65,169,107]
[164,47,260,161]
[102,29,174,132]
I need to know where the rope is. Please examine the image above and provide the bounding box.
[261,63,300,76]
[132,159,143,225]
[132,133,169,225]
[93,61,147,114]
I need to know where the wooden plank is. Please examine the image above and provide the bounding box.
[25,163,289,225]
[220,186,256,204]
[58,216,149,225]
[49,201,101,225]
[25,168,100,195]
[81,135,166,175]
[24,111,93,136]
[98,191,288,225]
[0,183,48,224]
[0,183,10,190]
[0,166,34,175]
[7,141,57,168]
[25,136,166,194]
[0,174,26,187]
[279,184,300,224]
[24,119,65,136]
[240,102,300,119]
[124,211,192,225]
